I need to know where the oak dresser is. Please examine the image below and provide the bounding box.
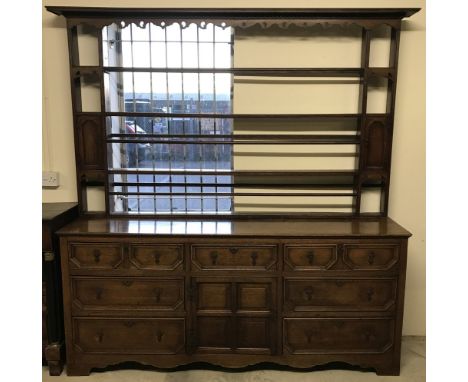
[45,6,419,376]
[57,217,410,375]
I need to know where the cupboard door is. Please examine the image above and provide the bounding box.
[194,316,233,353]
[192,278,276,354]
[236,317,273,354]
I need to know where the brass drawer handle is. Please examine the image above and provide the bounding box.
[154,288,162,303]
[303,286,314,301]
[305,330,315,344]
[210,251,218,265]
[94,332,103,343]
[364,331,375,342]
[251,252,258,266]
[307,251,314,265]
[367,251,376,265]
[155,330,164,342]
[122,280,133,287]
[153,252,160,265]
[334,321,344,329]
[95,287,103,300]
[93,249,101,263]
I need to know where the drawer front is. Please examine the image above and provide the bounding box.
[69,243,123,270]
[71,278,184,313]
[284,278,397,312]
[191,245,277,271]
[283,318,394,354]
[343,244,399,271]
[284,245,337,271]
[129,244,184,271]
[73,318,185,354]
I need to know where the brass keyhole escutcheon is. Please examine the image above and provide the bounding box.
[367,288,375,302]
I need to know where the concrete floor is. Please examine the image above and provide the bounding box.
[43,336,425,382]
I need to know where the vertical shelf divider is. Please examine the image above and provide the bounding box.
[354,26,371,216]
[381,23,402,216]
[66,21,87,215]
[97,26,110,215]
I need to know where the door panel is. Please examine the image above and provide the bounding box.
[192,277,276,354]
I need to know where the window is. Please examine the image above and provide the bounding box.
[103,22,233,214]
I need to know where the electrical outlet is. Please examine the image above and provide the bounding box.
[42,171,59,188]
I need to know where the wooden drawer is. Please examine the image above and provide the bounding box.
[343,244,399,271]
[283,318,394,354]
[129,244,184,271]
[191,245,277,271]
[284,278,397,312]
[69,243,123,270]
[71,277,184,313]
[73,318,185,354]
[284,245,337,271]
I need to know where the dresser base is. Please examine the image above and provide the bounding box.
[58,218,410,378]
[65,353,400,376]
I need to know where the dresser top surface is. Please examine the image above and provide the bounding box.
[57,217,411,238]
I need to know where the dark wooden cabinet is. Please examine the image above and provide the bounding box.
[58,217,410,376]
[42,202,78,375]
[44,6,419,377]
